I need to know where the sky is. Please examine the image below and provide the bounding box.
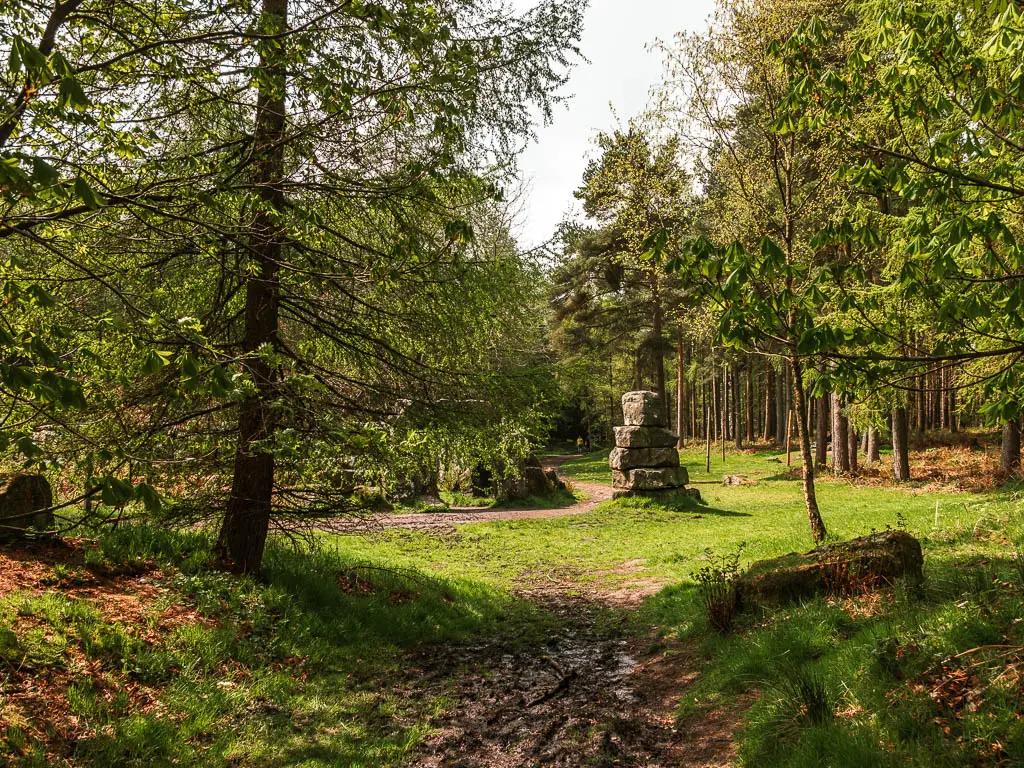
[510,0,716,250]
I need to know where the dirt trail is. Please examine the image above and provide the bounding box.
[326,455,614,533]
[331,455,744,765]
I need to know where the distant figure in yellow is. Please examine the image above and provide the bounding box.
[576,436,584,454]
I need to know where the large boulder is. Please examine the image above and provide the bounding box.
[497,455,557,501]
[614,426,678,449]
[736,530,924,606]
[621,391,665,427]
[609,446,680,471]
[0,473,54,535]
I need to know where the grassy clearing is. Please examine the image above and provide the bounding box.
[347,444,1007,593]
[562,443,1024,766]
[333,441,1024,765]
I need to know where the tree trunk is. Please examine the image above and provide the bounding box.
[764,366,775,442]
[651,282,667,424]
[848,426,858,473]
[867,427,880,464]
[216,0,288,574]
[676,324,685,448]
[921,376,929,442]
[775,363,787,446]
[949,385,958,433]
[745,364,755,443]
[711,364,720,442]
[791,356,827,543]
[832,392,850,474]
[609,354,616,434]
[814,393,829,469]
[733,366,742,449]
[1001,419,1021,476]
[892,406,911,482]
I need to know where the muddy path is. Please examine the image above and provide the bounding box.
[325,454,615,533]
[329,456,744,765]
[404,592,742,768]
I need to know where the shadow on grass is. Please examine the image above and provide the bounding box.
[610,493,752,518]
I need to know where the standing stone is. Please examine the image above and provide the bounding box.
[610,392,696,500]
[621,391,665,427]
[0,473,53,535]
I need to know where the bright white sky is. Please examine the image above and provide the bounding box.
[510,0,716,250]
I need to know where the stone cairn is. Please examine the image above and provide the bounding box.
[609,391,694,500]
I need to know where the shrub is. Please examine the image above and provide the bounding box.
[693,544,745,634]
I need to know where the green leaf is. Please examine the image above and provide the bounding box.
[134,483,162,513]
[74,176,104,209]
[31,157,59,187]
[59,77,90,109]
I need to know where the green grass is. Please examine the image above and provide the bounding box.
[328,443,1024,766]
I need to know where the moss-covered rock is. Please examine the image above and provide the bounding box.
[737,530,923,606]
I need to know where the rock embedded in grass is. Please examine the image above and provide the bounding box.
[612,466,689,490]
[736,530,924,606]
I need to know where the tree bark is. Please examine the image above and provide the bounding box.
[848,426,858,473]
[745,364,755,443]
[733,365,742,448]
[676,323,685,448]
[892,406,911,482]
[775,363,787,446]
[832,392,850,474]
[651,281,667,424]
[1001,419,1021,476]
[792,356,827,543]
[216,0,288,574]
[867,427,880,464]
[764,366,775,442]
[711,363,719,442]
[814,393,829,469]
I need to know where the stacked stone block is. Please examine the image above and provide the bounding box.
[609,391,691,499]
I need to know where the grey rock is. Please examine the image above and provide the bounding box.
[609,447,680,471]
[0,473,53,535]
[614,426,678,449]
[621,391,665,427]
[612,466,688,490]
[497,456,556,501]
